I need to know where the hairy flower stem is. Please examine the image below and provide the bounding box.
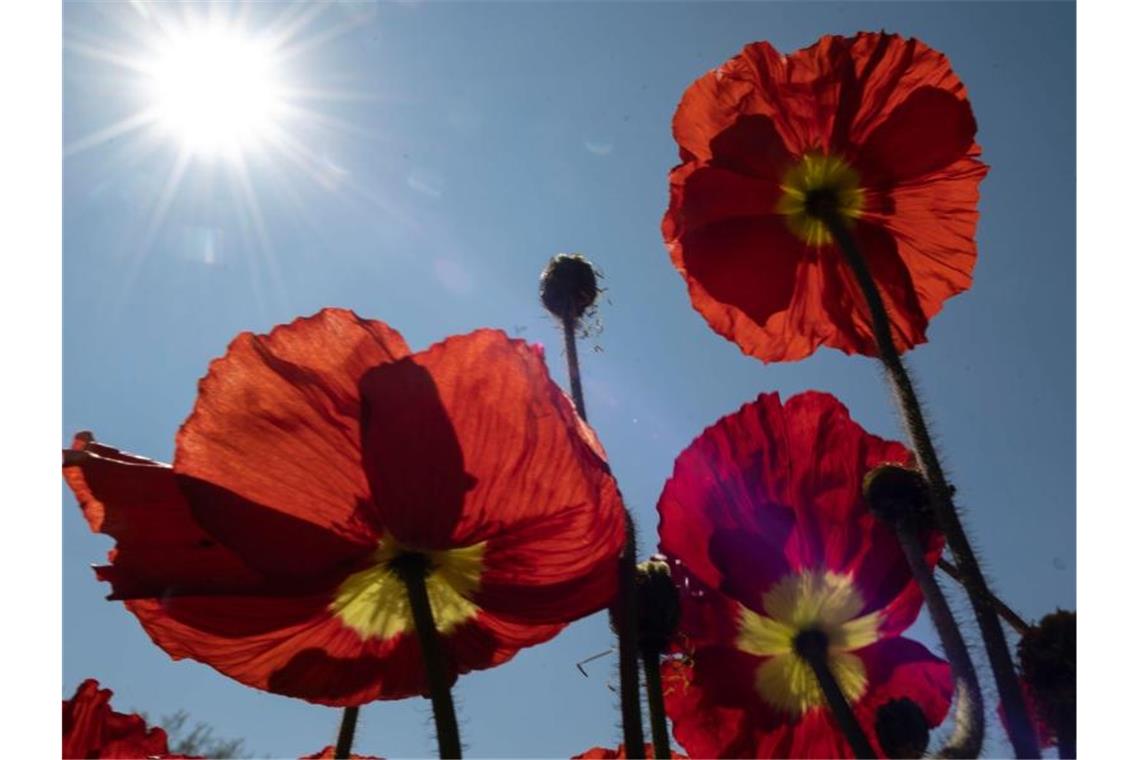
[394,555,462,759]
[561,314,587,418]
[556,312,646,758]
[897,526,984,758]
[825,215,1040,758]
[796,631,875,758]
[334,707,359,759]
[641,648,671,759]
[937,558,1031,636]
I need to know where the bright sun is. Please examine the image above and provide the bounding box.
[147,24,284,158]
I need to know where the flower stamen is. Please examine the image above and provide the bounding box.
[776,153,865,246]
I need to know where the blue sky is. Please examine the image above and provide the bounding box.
[63,2,1074,757]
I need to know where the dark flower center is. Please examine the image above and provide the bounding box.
[793,627,830,660]
[389,550,433,581]
[803,187,841,220]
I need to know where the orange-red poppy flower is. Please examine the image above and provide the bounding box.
[63,679,192,759]
[663,33,987,362]
[64,309,626,706]
[572,745,686,759]
[657,392,952,758]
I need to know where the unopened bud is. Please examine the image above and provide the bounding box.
[874,698,930,759]
[635,555,680,653]
[540,253,599,322]
[863,464,933,530]
[1018,609,1076,746]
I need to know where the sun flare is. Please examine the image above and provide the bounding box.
[146,23,284,158]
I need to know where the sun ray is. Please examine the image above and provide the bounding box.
[104,147,193,320]
[65,109,160,157]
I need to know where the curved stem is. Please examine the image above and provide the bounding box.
[558,311,645,757]
[825,214,1040,758]
[897,527,984,758]
[641,647,671,759]
[937,558,1031,636]
[395,556,462,759]
[798,634,875,759]
[334,707,359,760]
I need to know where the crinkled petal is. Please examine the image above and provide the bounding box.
[856,87,978,185]
[359,330,625,620]
[175,308,410,545]
[63,679,177,760]
[818,221,932,356]
[863,155,988,322]
[673,38,851,158]
[62,434,268,599]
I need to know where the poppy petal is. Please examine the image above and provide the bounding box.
[857,87,978,185]
[864,155,988,321]
[360,329,625,618]
[63,434,266,599]
[673,38,851,159]
[657,393,795,595]
[819,222,932,355]
[839,33,972,146]
[175,308,409,544]
[63,679,177,760]
[854,638,955,756]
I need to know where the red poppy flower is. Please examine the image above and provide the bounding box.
[63,309,626,706]
[662,33,987,362]
[572,745,687,759]
[657,392,952,758]
[63,679,191,759]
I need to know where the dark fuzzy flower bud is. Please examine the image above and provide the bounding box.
[540,253,599,322]
[874,698,930,759]
[862,464,933,530]
[1018,610,1076,748]
[635,555,680,653]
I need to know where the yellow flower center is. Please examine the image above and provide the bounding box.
[736,570,881,716]
[775,153,865,246]
[330,535,486,641]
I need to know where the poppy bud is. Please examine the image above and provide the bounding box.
[635,555,680,653]
[862,464,933,530]
[540,253,599,322]
[1018,610,1076,748]
[874,698,930,758]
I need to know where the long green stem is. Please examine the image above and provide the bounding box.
[557,311,646,757]
[796,630,875,758]
[334,706,359,759]
[641,648,671,759]
[825,215,1039,758]
[616,512,646,757]
[937,558,1031,636]
[897,526,984,758]
[561,313,587,418]
[395,555,461,759]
